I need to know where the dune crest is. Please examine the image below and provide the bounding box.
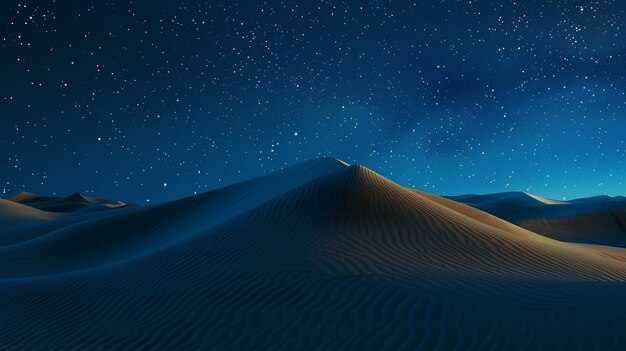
[523,192,570,205]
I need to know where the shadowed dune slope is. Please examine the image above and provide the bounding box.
[0,158,344,249]
[0,158,349,276]
[519,209,626,248]
[2,159,626,349]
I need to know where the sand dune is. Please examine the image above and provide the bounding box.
[6,191,129,213]
[520,209,626,248]
[1,158,626,349]
[0,192,138,247]
[570,195,626,203]
[450,191,626,247]
[447,191,568,207]
[0,198,66,225]
[14,192,124,212]
[9,191,58,204]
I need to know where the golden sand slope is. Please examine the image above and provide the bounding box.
[290,165,626,280]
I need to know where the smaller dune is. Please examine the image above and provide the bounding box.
[450,191,626,248]
[9,192,58,204]
[4,192,133,213]
[0,199,64,223]
[447,191,567,207]
[61,193,112,204]
[569,195,626,204]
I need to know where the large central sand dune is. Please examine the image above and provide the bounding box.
[1,158,626,350]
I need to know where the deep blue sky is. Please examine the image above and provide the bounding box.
[1,1,625,203]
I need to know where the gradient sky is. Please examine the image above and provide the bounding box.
[1,1,625,203]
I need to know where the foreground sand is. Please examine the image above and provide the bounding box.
[1,158,626,350]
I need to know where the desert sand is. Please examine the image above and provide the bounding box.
[449,191,626,248]
[1,158,626,349]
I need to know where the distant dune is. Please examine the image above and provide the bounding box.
[449,191,626,248]
[2,158,626,349]
[0,198,65,224]
[8,192,130,213]
[9,191,57,203]
[447,191,569,208]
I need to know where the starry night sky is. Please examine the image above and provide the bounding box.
[1,1,625,203]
